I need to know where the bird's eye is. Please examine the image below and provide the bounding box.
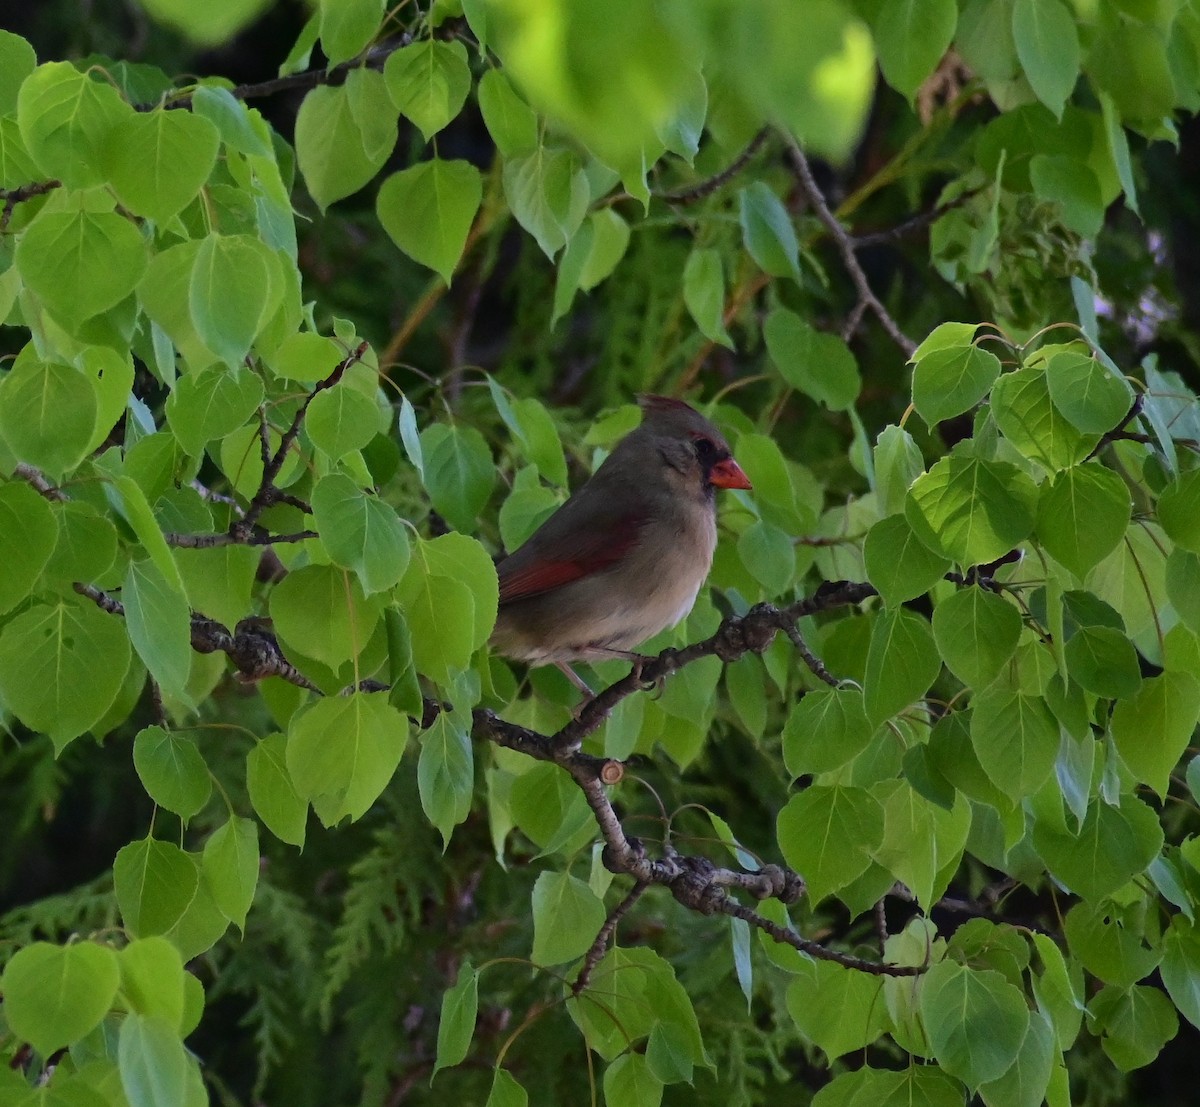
[693,436,719,464]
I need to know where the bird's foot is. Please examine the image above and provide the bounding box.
[555,661,595,701]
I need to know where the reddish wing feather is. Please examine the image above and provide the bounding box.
[497,513,646,604]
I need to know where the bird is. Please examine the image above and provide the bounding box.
[490,395,752,695]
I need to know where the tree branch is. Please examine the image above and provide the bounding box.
[0,180,60,231]
[13,464,68,501]
[75,568,908,977]
[165,529,318,548]
[782,134,917,358]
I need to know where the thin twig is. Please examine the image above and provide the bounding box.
[233,344,366,536]
[572,883,649,995]
[73,581,123,614]
[657,127,770,205]
[781,623,839,687]
[783,134,917,358]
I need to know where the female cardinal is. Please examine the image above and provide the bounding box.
[490,395,752,694]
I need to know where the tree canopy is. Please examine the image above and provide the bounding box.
[2,0,1200,1104]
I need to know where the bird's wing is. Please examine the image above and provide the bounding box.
[497,503,649,604]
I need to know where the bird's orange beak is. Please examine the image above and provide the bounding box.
[710,457,752,490]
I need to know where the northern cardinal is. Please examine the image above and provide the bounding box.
[490,395,752,694]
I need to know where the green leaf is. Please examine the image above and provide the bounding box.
[419,422,496,533]
[165,363,264,457]
[979,1008,1056,1104]
[486,1070,528,1107]
[682,247,732,348]
[1044,350,1132,433]
[864,607,941,724]
[738,182,801,283]
[0,596,131,753]
[872,782,970,911]
[318,0,384,65]
[991,367,1099,468]
[1089,983,1178,1072]
[1161,916,1200,1031]
[502,145,588,258]
[478,69,537,157]
[0,481,57,614]
[377,158,483,285]
[118,1012,189,1107]
[530,870,606,965]
[1111,670,1200,797]
[189,232,275,367]
[777,784,885,905]
[933,586,1022,689]
[124,557,193,704]
[1,941,120,1056]
[864,513,951,605]
[920,961,1030,1088]
[295,68,397,210]
[783,687,876,776]
[0,357,97,478]
[786,959,890,1062]
[1166,549,1200,637]
[44,501,117,586]
[970,687,1058,800]
[874,424,925,515]
[306,380,381,460]
[1012,0,1080,118]
[873,0,958,99]
[0,30,36,114]
[286,692,408,824]
[82,345,136,454]
[201,815,259,931]
[114,837,200,936]
[433,960,479,1076]
[385,39,472,141]
[247,732,308,847]
[1064,624,1140,698]
[269,563,383,671]
[577,208,631,292]
[1030,154,1105,237]
[906,452,1038,567]
[0,115,39,191]
[1033,795,1164,900]
[1088,19,1175,124]
[911,343,1002,425]
[118,937,186,1031]
[16,202,146,329]
[764,308,860,411]
[102,108,220,223]
[1158,469,1200,554]
[604,1053,663,1107]
[137,0,273,44]
[1036,463,1131,578]
[312,473,410,594]
[1064,901,1158,989]
[17,60,131,188]
[1032,930,1085,1049]
[133,725,211,820]
[737,519,796,596]
[419,712,474,846]
[192,85,270,157]
[269,331,343,383]
[397,565,474,687]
